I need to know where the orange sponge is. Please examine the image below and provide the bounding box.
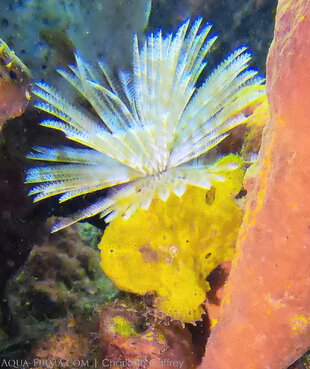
[199,1,310,368]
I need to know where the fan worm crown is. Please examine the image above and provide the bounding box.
[26,18,265,231]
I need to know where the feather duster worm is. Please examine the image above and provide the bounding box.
[26,18,265,231]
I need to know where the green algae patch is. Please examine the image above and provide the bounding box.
[111,316,138,337]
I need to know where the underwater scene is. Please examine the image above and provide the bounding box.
[0,0,309,368]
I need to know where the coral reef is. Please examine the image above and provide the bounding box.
[199,0,310,368]
[0,104,82,345]
[99,301,196,369]
[1,222,118,357]
[99,155,244,322]
[29,320,96,369]
[26,298,199,369]
[0,149,43,350]
[0,0,277,363]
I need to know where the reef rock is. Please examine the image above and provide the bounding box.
[199,0,310,368]
[3,222,118,355]
[0,39,30,128]
[29,322,94,369]
[99,302,195,369]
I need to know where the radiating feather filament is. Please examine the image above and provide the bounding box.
[26,18,265,232]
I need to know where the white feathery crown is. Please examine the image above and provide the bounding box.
[26,18,265,232]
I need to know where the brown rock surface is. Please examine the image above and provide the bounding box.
[0,78,29,126]
[0,40,30,128]
[99,302,195,369]
[199,1,310,368]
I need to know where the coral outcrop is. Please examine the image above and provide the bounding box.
[29,324,95,369]
[2,222,118,356]
[99,302,195,369]
[199,1,310,368]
